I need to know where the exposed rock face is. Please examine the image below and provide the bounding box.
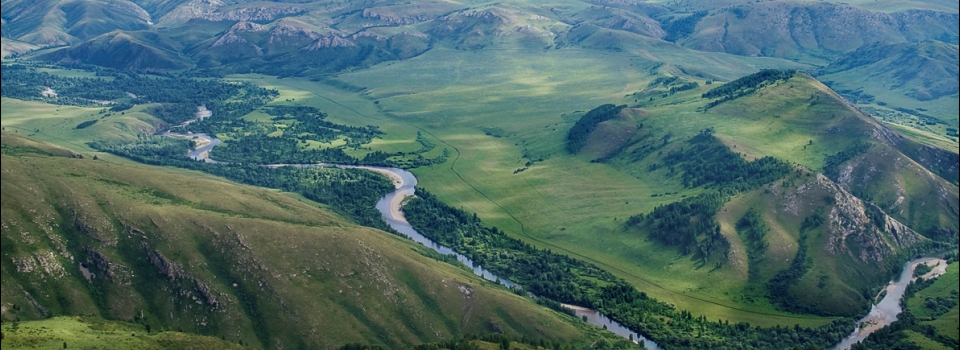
[581,0,671,16]
[362,8,438,25]
[268,24,323,43]
[143,242,221,309]
[160,0,305,25]
[433,8,514,36]
[791,174,924,264]
[84,247,116,281]
[301,35,357,50]
[229,21,265,33]
[212,31,247,46]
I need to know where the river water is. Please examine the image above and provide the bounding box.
[831,257,948,349]
[368,165,661,348]
[170,132,660,348]
[172,132,947,349]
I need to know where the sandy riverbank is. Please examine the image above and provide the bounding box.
[354,166,410,224]
[355,166,404,189]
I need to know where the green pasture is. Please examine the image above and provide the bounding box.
[2,46,926,327]
[0,97,160,152]
[908,261,959,341]
[36,67,115,80]
[1,133,598,347]
[321,46,836,326]
[0,316,244,350]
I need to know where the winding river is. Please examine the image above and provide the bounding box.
[170,131,947,350]
[832,256,948,350]
[169,131,659,348]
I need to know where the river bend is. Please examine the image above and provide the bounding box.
[170,132,947,350]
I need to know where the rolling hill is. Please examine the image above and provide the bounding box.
[37,30,193,71]
[0,131,603,348]
[0,37,39,57]
[578,70,958,316]
[2,0,958,347]
[820,41,959,102]
[0,0,152,47]
[663,2,958,63]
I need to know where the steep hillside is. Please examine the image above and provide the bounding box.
[38,30,193,71]
[0,37,40,57]
[426,6,563,50]
[0,133,592,348]
[816,40,959,132]
[187,19,431,74]
[0,0,152,46]
[128,0,192,21]
[717,174,928,316]
[703,72,959,238]
[566,70,958,317]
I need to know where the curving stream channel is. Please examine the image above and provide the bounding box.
[169,131,947,349]
[831,256,949,350]
[169,131,659,348]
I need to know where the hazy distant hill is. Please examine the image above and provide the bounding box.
[0,37,39,57]
[819,40,959,101]
[664,2,959,63]
[39,30,193,71]
[1,0,152,46]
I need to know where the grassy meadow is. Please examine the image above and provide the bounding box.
[0,97,160,152]
[1,131,610,348]
[309,46,839,326]
[907,262,960,342]
[5,44,951,328]
[0,317,245,350]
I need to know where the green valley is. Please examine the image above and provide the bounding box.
[2,0,958,348]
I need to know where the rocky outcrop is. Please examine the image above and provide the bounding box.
[301,35,357,50]
[83,247,116,281]
[159,0,305,25]
[790,174,924,264]
[575,6,666,39]
[229,21,265,33]
[268,24,323,42]
[212,31,247,47]
[143,242,221,309]
[362,8,440,25]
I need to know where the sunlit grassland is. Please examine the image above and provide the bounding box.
[36,67,116,80]
[0,316,245,350]
[0,97,160,152]
[884,122,959,153]
[3,47,837,326]
[2,134,597,347]
[315,46,835,326]
[908,261,959,341]
[691,74,873,170]
[928,306,960,342]
[227,74,444,159]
